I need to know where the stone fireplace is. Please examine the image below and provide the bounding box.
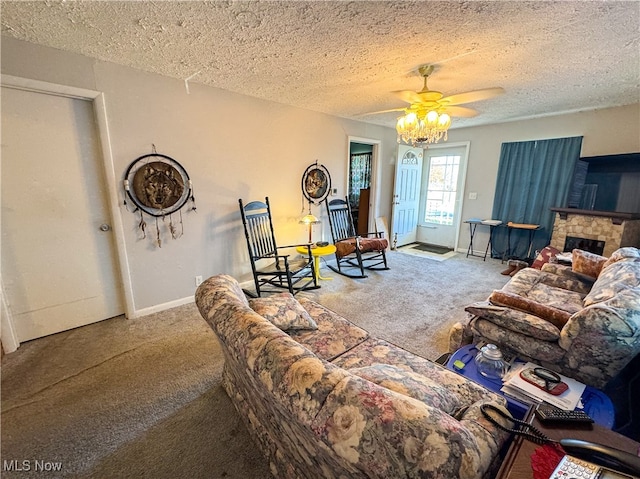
[550,208,640,257]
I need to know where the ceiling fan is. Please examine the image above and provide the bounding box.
[366,64,504,145]
[375,64,505,119]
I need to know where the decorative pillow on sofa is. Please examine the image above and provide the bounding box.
[249,293,318,331]
[572,249,607,279]
[349,363,462,414]
[488,290,571,329]
[531,245,560,270]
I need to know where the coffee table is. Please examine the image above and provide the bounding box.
[446,344,615,427]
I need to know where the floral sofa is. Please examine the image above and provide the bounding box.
[450,247,640,389]
[195,274,511,479]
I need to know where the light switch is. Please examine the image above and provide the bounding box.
[468,192,478,200]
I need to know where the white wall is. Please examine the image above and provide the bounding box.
[2,36,639,317]
[1,37,398,313]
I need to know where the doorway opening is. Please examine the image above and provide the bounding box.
[347,138,379,236]
[391,142,469,250]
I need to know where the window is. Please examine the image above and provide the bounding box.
[424,155,460,225]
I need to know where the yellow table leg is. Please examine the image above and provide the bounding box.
[315,256,333,281]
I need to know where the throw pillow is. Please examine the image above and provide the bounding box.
[572,249,607,279]
[488,290,571,329]
[531,245,560,270]
[249,293,318,331]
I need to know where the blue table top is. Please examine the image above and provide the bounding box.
[446,344,615,427]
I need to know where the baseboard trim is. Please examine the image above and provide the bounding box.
[130,296,195,319]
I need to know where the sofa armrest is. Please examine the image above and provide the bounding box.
[561,288,640,347]
[312,375,510,479]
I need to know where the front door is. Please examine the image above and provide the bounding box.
[1,87,124,342]
[416,145,468,248]
[391,145,423,248]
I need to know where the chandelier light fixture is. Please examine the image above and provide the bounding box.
[396,107,451,146]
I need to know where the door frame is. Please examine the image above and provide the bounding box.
[347,136,381,234]
[420,141,471,252]
[0,74,135,352]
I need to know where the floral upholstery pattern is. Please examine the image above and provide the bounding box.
[572,249,608,278]
[196,274,511,479]
[453,248,640,388]
[465,301,560,341]
[311,374,510,479]
[289,298,369,361]
[332,337,505,407]
[249,293,318,331]
[349,363,464,414]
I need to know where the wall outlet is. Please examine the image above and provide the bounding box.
[468,192,478,200]
[195,275,203,286]
[331,188,338,196]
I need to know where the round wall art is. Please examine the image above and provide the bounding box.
[123,148,196,247]
[301,161,332,205]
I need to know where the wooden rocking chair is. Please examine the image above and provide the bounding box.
[324,197,389,278]
[239,197,319,297]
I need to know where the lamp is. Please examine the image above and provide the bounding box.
[299,210,320,243]
[396,107,451,146]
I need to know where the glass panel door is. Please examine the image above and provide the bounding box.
[425,155,460,225]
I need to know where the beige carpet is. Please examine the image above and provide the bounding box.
[1,251,509,478]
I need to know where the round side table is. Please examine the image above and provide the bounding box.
[296,244,336,281]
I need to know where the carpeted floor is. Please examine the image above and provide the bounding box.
[1,251,511,478]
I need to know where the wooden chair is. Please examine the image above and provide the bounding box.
[324,197,389,278]
[239,197,319,297]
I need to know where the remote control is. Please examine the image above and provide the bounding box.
[535,403,594,424]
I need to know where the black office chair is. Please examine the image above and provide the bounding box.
[239,197,319,297]
[324,197,389,278]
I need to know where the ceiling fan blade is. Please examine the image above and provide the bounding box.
[391,90,423,104]
[444,106,478,118]
[440,87,505,106]
[359,107,406,116]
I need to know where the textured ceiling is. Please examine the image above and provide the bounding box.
[1,1,639,130]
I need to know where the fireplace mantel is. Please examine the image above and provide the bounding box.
[550,208,640,225]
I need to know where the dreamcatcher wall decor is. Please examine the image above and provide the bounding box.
[123,146,196,247]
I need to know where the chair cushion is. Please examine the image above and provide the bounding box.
[350,363,462,414]
[289,299,369,361]
[249,293,318,331]
[335,237,389,258]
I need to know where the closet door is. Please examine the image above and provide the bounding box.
[1,87,124,341]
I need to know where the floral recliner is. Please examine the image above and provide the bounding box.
[196,274,511,479]
[451,247,640,389]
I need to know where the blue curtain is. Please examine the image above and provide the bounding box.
[491,136,583,260]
